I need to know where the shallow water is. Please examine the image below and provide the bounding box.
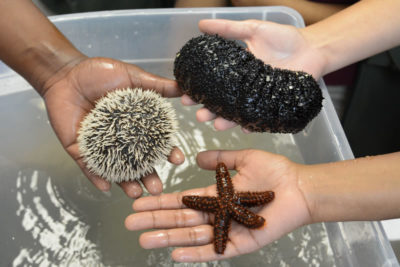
[0,87,336,266]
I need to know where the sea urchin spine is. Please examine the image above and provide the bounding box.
[77,88,178,183]
[174,34,323,133]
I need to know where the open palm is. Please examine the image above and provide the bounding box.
[42,56,184,198]
[183,19,326,131]
[125,150,311,262]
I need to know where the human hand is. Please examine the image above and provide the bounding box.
[41,56,184,198]
[125,149,311,262]
[182,19,326,131]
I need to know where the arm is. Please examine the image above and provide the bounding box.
[231,0,349,25]
[0,0,184,197]
[189,0,400,131]
[301,0,400,75]
[125,150,400,262]
[0,0,84,93]
[175,0,228,7]
[300,152,400,222]
[200,0,400,79]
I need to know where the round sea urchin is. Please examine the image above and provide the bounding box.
[77,88,178,183]
[174,34,323,133]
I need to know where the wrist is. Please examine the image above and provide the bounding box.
[298,26,332,77]
[21,41,86,96]
[298,0,400,76]
[297,161,352,224]
[297,153,400,223]
[297,161,359,224]
[0,0,86,96]
[296,163,319,224]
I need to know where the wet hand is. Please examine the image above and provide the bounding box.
[41,57,184,198]
[182,19,326,131]
[125,149,311,262]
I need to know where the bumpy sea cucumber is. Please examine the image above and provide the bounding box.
[174,34,323,133]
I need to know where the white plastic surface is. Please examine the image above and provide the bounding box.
[383,219,400,241]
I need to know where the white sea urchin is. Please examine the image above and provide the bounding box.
[77,88,178,183]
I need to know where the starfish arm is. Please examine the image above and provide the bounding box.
[182,196,218,212]
[229,203,265,229]
[216,162,234,198]
[234,191,275,207]
[182,162,275,255]
[214,209,231,254]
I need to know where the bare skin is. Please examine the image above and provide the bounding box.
[182,19,327,131]
[0,0,185,197]
[43,57,184,197]
[183,0,400,131]
[175,0,349,25]
[126,0,400,262]
[126,150,309,262]
[126,150,400,262]
[231,0,349,25]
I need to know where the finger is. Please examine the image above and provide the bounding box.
[214,117,237,131]
[141,172,163,196]
[196,108,216,122]
[181,94,197,106]
[125,209,209,231]
[172,243,236,262]
[196,150,252,170]
[139,225,213,249]
[133,188,214,212]
[118,147,185,198]
[118,180,143,199]
[65,143,111,191]
[168,146,185,165]
[133,193,182,211]
[199,19,256,40]
[76,158,111,192]
[241,127,252,134]
[125,64,182,98]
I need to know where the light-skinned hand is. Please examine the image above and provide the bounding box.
[181,19,326,131]
[125,149,311,262]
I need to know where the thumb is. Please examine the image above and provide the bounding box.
[198,19,258,40]
[196,149,255,170]
[124,63,181,98]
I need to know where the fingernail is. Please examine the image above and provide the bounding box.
[100,183,111,192]
[175,153,185,165]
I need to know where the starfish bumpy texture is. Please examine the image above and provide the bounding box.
[182,163,274,254]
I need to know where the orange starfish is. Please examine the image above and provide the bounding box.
[182,162,274,254]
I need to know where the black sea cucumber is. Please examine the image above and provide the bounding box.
[174,34,323,133]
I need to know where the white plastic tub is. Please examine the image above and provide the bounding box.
[0,7,398,266]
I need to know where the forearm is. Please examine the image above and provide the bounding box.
[0,0,84,95]
[299,152,400,223]
[231,0,347,25]
[300,0,400,75]
[175,0,228,7]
